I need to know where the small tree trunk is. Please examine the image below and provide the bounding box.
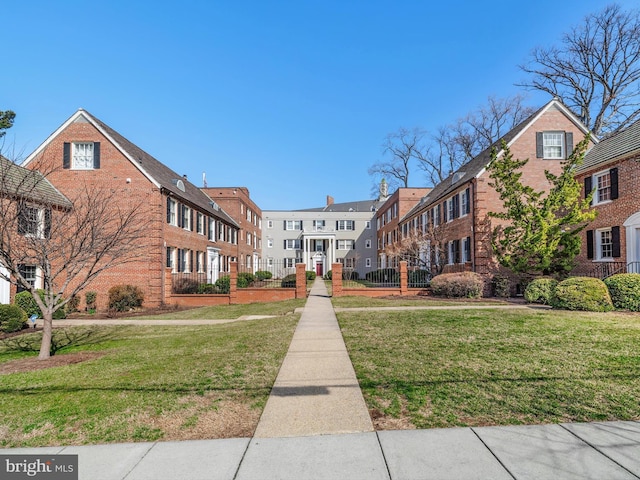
[38,313,53,360]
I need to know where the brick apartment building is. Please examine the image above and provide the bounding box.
[573,118,640,277]
[376,187,431,268]
[201,187,262,273]
[393,98,594,282]
[22,109,240,309]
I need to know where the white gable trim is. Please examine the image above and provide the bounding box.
[22,109,161,189]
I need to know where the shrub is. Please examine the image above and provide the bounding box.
[306,271,317,281]
[430,272,484,298]
[281,274,297,288]
[14,290,66,319]
[215,276,231,294]
[85,291,97,310]
[0,304,27,333]
[524,278,558,305]
[67,295,80,313]
[604,273,640,311]
[324,270,333,280]
[255,271,273,281]
[173,278,199,294]
[409,270,431,287]
[492,275,511,297]
[197,283,217,294]
[108,285,145,312]
[237,272,256,288]
[552,277,613,312]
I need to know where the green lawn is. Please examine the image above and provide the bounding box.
[338,308,640,429]
[332,295,509,308]
[130,298,305,319]
[0,315,298,447]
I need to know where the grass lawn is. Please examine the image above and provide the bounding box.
[129,298,305,320]
[332,295,510,308]
[338,308,640,430]
[0,315,298,447]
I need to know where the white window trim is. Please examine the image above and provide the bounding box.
[592,169,613,206]
[72,142,95,170]
[543,132,564,159]
[595,227,614,261]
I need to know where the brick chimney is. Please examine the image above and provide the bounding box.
[326,195,334,206]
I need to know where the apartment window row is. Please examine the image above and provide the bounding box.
[585,167,619,205]
[586,226,621,261]
[446,237,472,265]
[280,219,360,231]
[167,198,237,244]
[166,247,207,273]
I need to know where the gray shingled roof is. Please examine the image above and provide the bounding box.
[85,111,239,227]
[0,156,71,207]
[295,199,384,213]
[577,119,640,173]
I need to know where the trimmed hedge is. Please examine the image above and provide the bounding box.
[430,272,483,298]
[255,271,273,281]
[215,276,231,294]
[108,285,145,312]
[306,271,317,281]
[237,272,256,288]
[604,273,640,311]
[281,274,296,288]
[0,304,27,333]
[524,278,558,305]
[14,290,67,319]
[552,277,613,312]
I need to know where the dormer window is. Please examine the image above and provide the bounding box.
[63,142,100,170]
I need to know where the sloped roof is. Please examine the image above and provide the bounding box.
[294,198,384,213]
[24,110,238,227]
[400,98,591,222]
[577,119,640,173]
[0,156,71,207]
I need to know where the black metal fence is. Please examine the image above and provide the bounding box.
[582,261,640,279]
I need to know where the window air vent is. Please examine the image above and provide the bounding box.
[172,179,186,192]
[452,172,466,184]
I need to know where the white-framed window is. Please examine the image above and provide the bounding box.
[460,188,470,216]
[240,204,244,214]
[365,258,371,268]
[218,222,225,242]
[208,217,216,241]
[447,198,455,222]
[365,220,371,229]
[167,198,177,226]
[338,239,355,250]
[166,247,175,271]
[433,206,441,226]
[596,228,613,260]
[593,170,612,204]
[247,232,252,245]
[365,239,372,248]
[72,142,95,169]
[462,237,471,263]
[267,220,273,229]
[196,212,205,235]
[543,132,564,159]
[284,258,296,268]
[267,258,274,267]
[247,209,252,221]
[18,205,49,239]
[16,265,40,293]
[285,220,302,230]
[197,251,205,273]
[313,220,325,231]
[183,205,192,231]
[336,220,355,231]
[315,240,324,251]
[267,238,273,248]
[285,239,302,249]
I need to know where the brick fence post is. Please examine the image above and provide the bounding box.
[295,263,307,299]
[230,262,238,304]
[332,263,343,297]
[400,261,408,295]
[164,268,173,305]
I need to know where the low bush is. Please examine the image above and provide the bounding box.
[197,283,217,294]
[67,295,80,313]
[0,304,27,333]
[409,270,431,287]
[215,276,231,294]
[430,272,484,298]
[85,291,97,310]
[324,270,333,280]
[492,275,511,298]
[552,277,613,312]
[172,277,199,294]
[306,271,317,281]
[604,273,640,311]
[281,274,297,288]
[237,272,256,288]
[108,285,145,312]
[14,290,66,319]
[255,270,273,281]
[524,278,558,305]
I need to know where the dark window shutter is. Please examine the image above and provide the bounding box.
[63,142,71,169]
[464,188,470,214]
[166,199,171,223]
[191,209,195,231]
[610,168,619,200]
[284,221,287,230]
[284,240,287,249]
[453,195,460,219]
[612,226,621,258]
[166,247,171,268]
[584,177,592,200]
[454,239,461,263]
[586,230,594,259]
[44,208,51,239]
[93,142,100,169]
[17,203,27,234]
[465,236,471,262]
[565,132,573,159]
[536,132,544,158]
[190,250,194,270]
[177,249,183,272]
[443,202,448,222]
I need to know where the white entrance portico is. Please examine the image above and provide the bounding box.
[624,211,640,273]
[302,227,336,277]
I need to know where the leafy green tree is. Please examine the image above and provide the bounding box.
[488,136,596,277]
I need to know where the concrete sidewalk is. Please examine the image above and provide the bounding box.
[4,421,640,479]
[253,277,373,437]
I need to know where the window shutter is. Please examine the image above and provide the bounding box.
[536,132,544,158]
[610,167,619,200]
[190,250,194,270]
[465,236,471,262]
[586,230,594,259]
[464,188,470,214]
[454,239,461,263]
[17,203,27,234]
[565,132,573,159]
[584,177,592,200]
[283,221,287,230]
[177,249,183,272]
[612,226,621,258]
[44,208,51,239]
[453,195,460,219]
[443,202,448,222]
[93,142,101,169]
[191,209,195,231]
[166,199,171,223]
[63,142,71,169]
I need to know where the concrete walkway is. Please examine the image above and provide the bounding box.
[253,278,373,437]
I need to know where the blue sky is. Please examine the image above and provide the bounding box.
[2,1,635,210]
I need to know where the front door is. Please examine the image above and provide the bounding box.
[316,262,323,277]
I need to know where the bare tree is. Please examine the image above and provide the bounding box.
[0,158,151,359]
[519,4,640,136]
[368,127,428,192]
